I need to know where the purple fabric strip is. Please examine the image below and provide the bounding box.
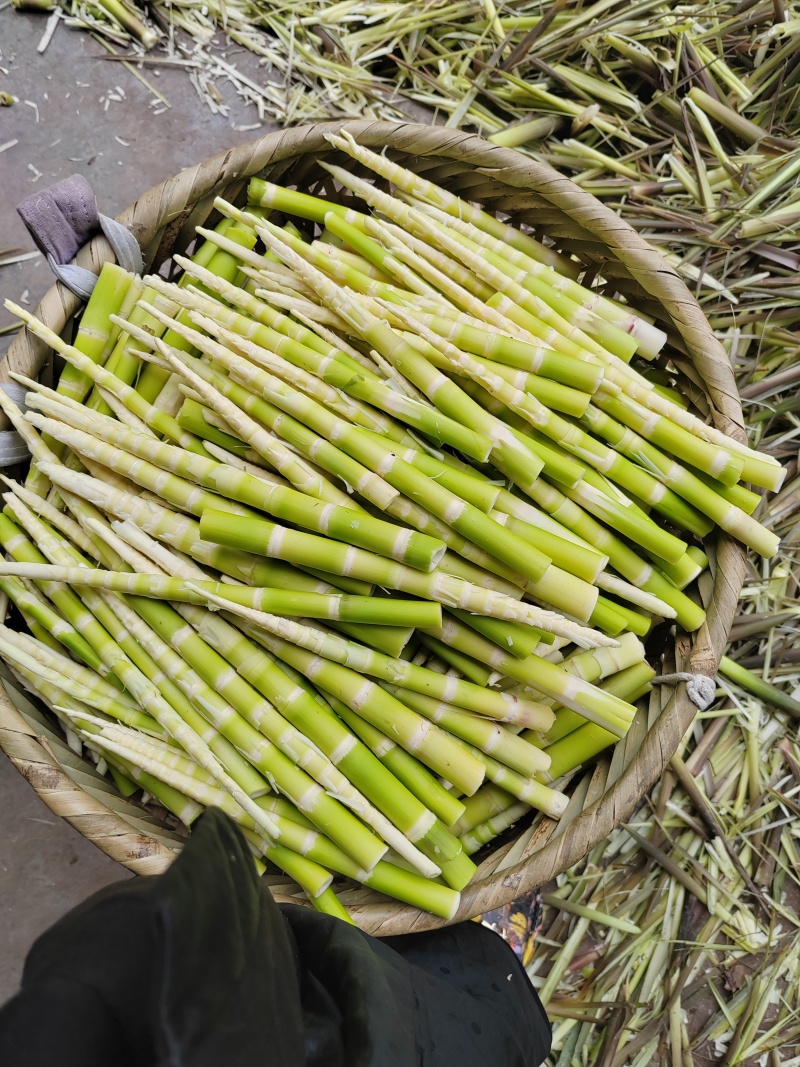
[16,175,100,265]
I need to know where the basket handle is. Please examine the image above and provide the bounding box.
[16,174,143,300]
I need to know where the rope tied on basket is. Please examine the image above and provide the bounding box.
[16,174,143,300]
[652,672,717,710]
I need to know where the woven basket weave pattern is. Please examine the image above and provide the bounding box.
[0,121,745,934]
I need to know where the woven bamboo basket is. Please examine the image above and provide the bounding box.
[0,120,747,935]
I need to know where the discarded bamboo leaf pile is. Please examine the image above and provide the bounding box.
[0,132,781,920]
[20,2,799,151]
[525,694,800,1065]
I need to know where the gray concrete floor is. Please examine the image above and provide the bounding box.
[0,7,278,1001]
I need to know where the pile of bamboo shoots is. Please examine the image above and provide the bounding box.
[0,133,783,918]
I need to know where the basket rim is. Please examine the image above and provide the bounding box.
[0,118,746,934]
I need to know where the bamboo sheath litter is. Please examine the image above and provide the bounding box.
[0,121,745,934]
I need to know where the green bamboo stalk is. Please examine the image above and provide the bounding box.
[357,430,501,512]
[594,384,744,486]
[518,421,714,540]
[21,617,66,656]
[165,327,551,588]
[2,501,284,844]
[460,802,531,855]
[447,733,567,816]
[155,310,552,588]
[414,215,639,361]
[579,404,780,558]
[493,487,596,549]
[519,478,708,632]
[0,572,103,670]
[76,715,263,812]
[594,573,676,618]
[559,330,783,492]
[689,468,762,516]
[563,632,648,683]
[450,607,546,660]
[121,317,355,508]
[134,217,255,404]
[145,288,444,457]
[394,307,603,392]
[397,333,688,563]
[246,217,549,499]
[5,301,210,458]
[323,210,438,296]
[273,195,513,350]
[0,511,135,676]
[412,199,666,358]
[2,512,311,812]
[165,346,406,520]
[318,242,396,284]
[0,628,150,730]
[191,299,494,461]
[177,397,252,458]
[196,582,551,728]
[107,521,469,877]
[524,562,601,626]
[0,562,442,627]
[92,279,178,415]
[45,262,134,407]
[315,691,477,890]
[36,463,409,655]
[319,132,577,276]
[400,328,593,418]
[31,504,392,872]
[132,218,234,405]
[361,212,498,309]
[488,509,606,583]
[35,461,335,592]
[8,666,205,826]
[233,623,486,797]
[417,634,499,687]
[72,719,336,900]
[87,607,273,802]
[179,609,469,880]
[198,507,583,632]
[379,682,550,777]
[654,548,707,591]
[200,209,401,305]
[451,784,516,836]
[424,611,545,672]
[541,661,656,778]
[22,263,137,498]
[294,171,596,370]
[24,408,255,523]
[537,640,650,744]
[327,695,466,829]
[2,471,101,560]
[383,304,712,553]
[106,593,436,875]
[25,396,447,573]
[455,379,587,487]
[718,656,800,719]
[29,403,356,601]
[167,259,402,400]
[593,596,651,637]
[423,616,636,736]
[243,809,461,918]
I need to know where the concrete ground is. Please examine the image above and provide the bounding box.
[0,7,279,1003]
